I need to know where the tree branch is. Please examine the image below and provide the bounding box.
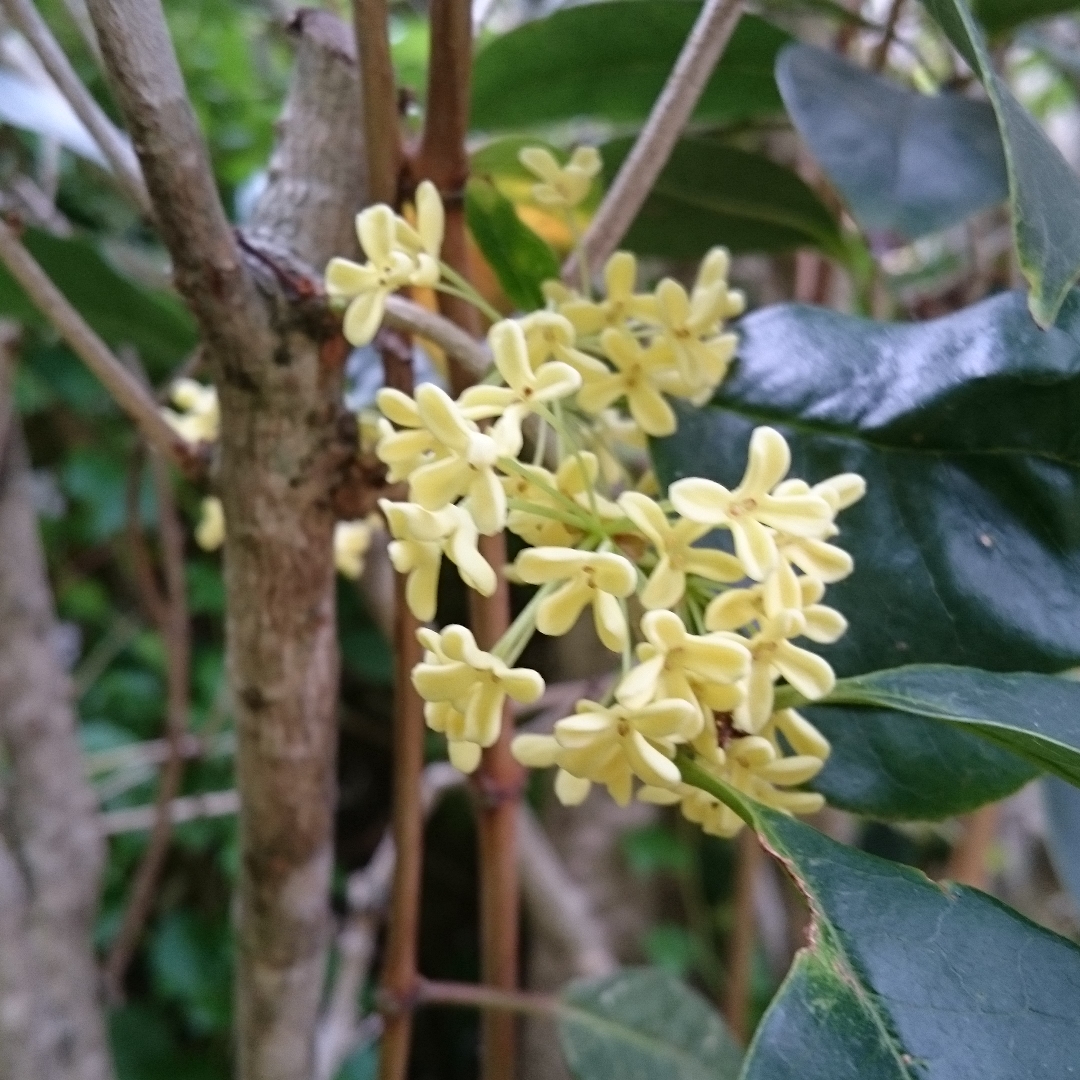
[0,0,151,214]
[99,790,240,835]
[383,294,491,380]
[0,349,113,1080]
[562,0,744,283]
[0,220,198,472]
[104,440,191,1001]
[350,0,400,205]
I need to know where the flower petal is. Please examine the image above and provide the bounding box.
[668,477,733,525]
[640,557,685,610]
[512,733,560,768]
[538,578,592,637]
[554,769,591,805]
[739,427,790,495]
[343,289,386,346]
[774,641,835,701]
[592,591,629,653]
[729,517,777,582]
[624,729,680,788]
[415,383,474,453]
[326,257,378,298]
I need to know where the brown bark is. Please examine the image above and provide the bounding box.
[82,4,368,1077]
[0,354,113,1080]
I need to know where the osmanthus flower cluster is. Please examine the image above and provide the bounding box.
[317,146,869,838]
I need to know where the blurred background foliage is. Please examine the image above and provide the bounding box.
[3,0,1080,1076]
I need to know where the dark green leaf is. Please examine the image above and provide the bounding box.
[465,177,559,311]
[1043,776,1080,910]
[471,5,789,132]
[652,290,1080,818]
[789,665,1080,788]
[0,230,197,374]
[558,969,742,1080]
[604,137,844,259]
[673,778,1080,1080]
[806,704,1038,820]
[776,44,1006,239]
[973,0,1080,35]
[920,0,1080,326]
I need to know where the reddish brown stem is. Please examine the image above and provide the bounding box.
[724,828,761,1043]
[105,448,190,1000]
[377,333,428,1080]
[351,0,401,204]
[470,532,522,1080]
[871,0,905,72]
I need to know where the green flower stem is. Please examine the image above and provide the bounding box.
[676,750,755,828]
[491,581,559,667]
[498,457,594,529]
[566,211,592,298]
[506,498,588,529]
[438,262,504,324]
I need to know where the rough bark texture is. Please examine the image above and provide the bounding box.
[0,361,113,1080]
[82,3,367,1077]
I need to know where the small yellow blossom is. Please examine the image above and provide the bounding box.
[771,474,866,582]
[195,496,224,551]
[516,311,605,373]
[519,146,601,209]
[406,383,521,534]
[618,491,744,609]
[615,610,749,716]
[649,277,738,403]
[457,320,582,445]
[164,379,219,444]
[591,408,648,485]
[578,328,678,437]
[381,500,496,622]
[669,427,833,581]
[327,183,445,346]
[691,248,745,319]
[414,625,544,773]
[515,547,637,652]
[334,518,375,579]
[557,252,655,335]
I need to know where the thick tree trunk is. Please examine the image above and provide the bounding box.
[83,2,367,1075]
[0,356,113,1080]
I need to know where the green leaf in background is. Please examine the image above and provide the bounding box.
[676,786,1080,1080]
[471,5,788,133]
[920,0,1080,326]
[776,44,1007,240]
[465,177,560,311]
[792,665,1080,788]
[973,0,1080,35]
[0,230,197,374]
[603,137,844,259]
[558,969,742,1080]
[652,290,1080,818]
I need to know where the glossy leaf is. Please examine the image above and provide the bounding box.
[796,666,1080,785]
[0,229,197,374]
[776,44,1006,239]
[557,969,742,1080]
[678,777,1080,1080]
[465,177,559,311]
[652,290,1080,818]
[604,137,844,259]
[471,5,788,132]
[921,0,1080,326]
[973,0,1080,34]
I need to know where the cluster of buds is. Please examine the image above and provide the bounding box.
[326,147,865,837]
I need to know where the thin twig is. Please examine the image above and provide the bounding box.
[413,979,556,1017]
[351,0,400,204]
[724,828,761,1044]
[0,0,151,214]
[383,294,491,381]
[85,731,234,777]
[870,0,905,72]
[0,220,197,470]
[377,333,428,1080]
[99,790,239,835]
[104,440,191,1001]
[562,0,744,283]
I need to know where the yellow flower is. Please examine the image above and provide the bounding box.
[615,610,749,717]
[649,277,738,403]
[557,252,655,335]
[592,408,648,485]
[618,491,744,609]
[691,248,745,320]
[374,388,442,484]
[413,625,544,773]
[578,328,678,437]
[163,379,219,443]
[195,496,225,551]
[669,427,833,581]
[334,518,374,579]
[771,474,866,582]
[381,500,496,621]
[406,383,521,534]
[393,180,444,284]
[514,547,637,652]
[457,320,582,446]
[519,145,601,209]
[516,311,604,373]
